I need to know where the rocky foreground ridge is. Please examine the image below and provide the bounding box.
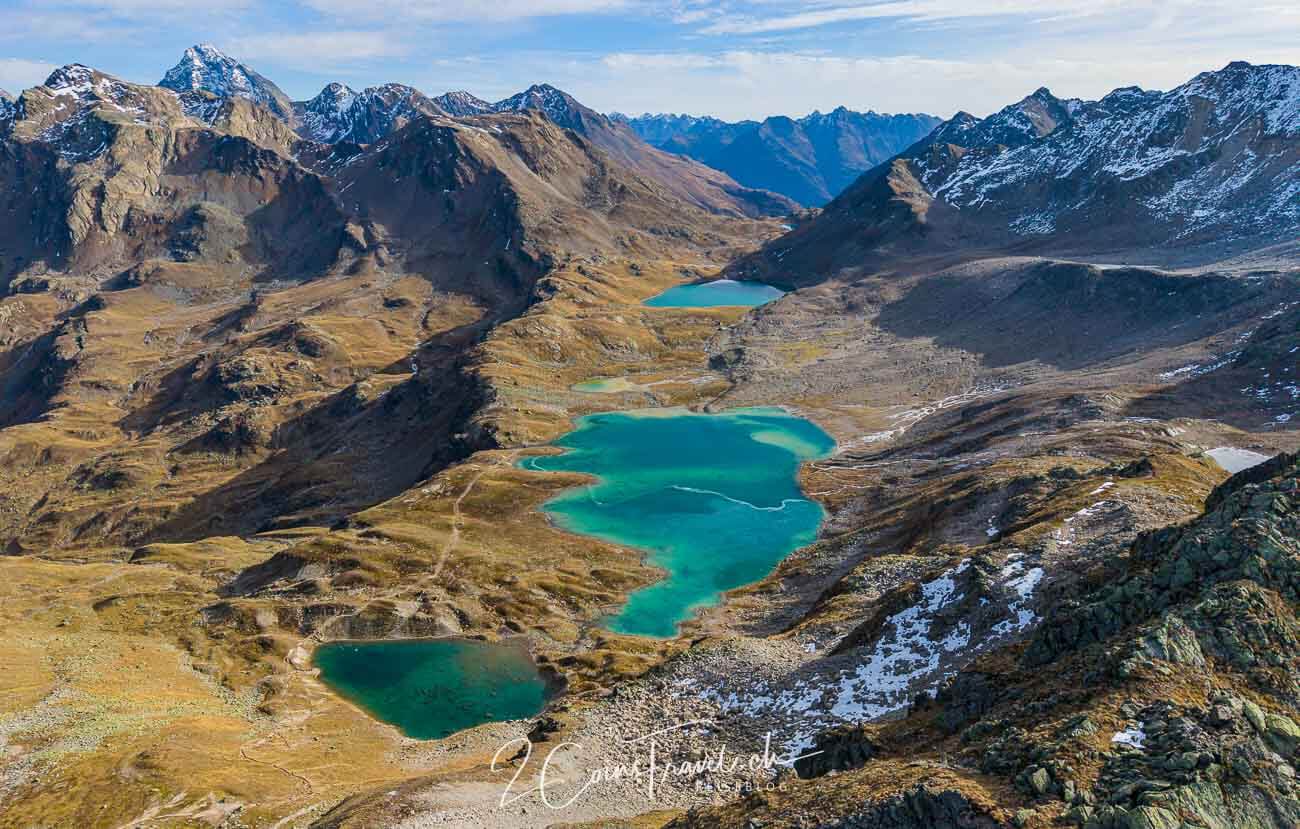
[669,454,1300,829]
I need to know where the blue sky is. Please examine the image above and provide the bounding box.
[1,1,1297,119]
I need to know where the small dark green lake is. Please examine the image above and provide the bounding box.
[522,407,835,637]
[644,279,786,308]
[314,639,548,740]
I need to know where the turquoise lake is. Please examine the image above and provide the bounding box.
[522,407,835,637]
[644,279,786,308]
[314,639,548,740]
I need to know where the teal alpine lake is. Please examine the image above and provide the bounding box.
[522,407,835,637]
[644,279,786,308]
[314,638,548,740]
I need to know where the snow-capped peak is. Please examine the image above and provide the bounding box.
[38,64,142,111]
[910,60,1300,247]
[491,84,582,127]
[160,45,239,93]
[307,82,358,113]
[44,64,97,94]
[295,81,440,144]
[159,44,292,120]
[432,90,492,117]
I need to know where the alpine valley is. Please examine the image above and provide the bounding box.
[0,42,1297,829]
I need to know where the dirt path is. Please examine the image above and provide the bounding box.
[431,451,519,583]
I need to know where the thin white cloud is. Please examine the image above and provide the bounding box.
[300,0,634,22]
[41,0,250,15]
[0,57,58,93]
[588,47,1300,119]
[699,0,1278,35]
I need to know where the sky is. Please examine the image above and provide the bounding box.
[1,1,1298,120]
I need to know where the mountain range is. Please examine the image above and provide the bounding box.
[149,44,793,219]
[617,108,942,205]
[736,60,1300,283]
[0,42,1297,829]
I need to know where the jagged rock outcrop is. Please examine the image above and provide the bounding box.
[1025,452,1297,666]
[687,455,1299,829]
[669,781,1008,829]
[296,82,443,144]
[981,454,1300,827]
[794,723,881,778]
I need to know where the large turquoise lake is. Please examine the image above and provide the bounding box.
[314,639,548,740]
[644,279,786,308]
[523,407,835,637]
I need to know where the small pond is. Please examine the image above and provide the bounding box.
[314,638,548,740]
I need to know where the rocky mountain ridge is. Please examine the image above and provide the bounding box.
[144,46,798,218]
[736,61,1300,283]
[611,112,754,148]
[432,89,493,116]
[294,81,442,144]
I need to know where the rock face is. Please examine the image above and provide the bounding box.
[832,787,1007,829]
[738,61,1300,281]
[678,456,1300,829]
[0,64,345,287]
[431,90,493,116]
[1027,451,1300,667]
[622,107,942,206]
[996,456,1300,829]
[670,779,1009,828]
[154,51,794,219]
[493,83,594,129]
[159,43,295,122]
[794,723,880,778]
[295,81,443,144]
